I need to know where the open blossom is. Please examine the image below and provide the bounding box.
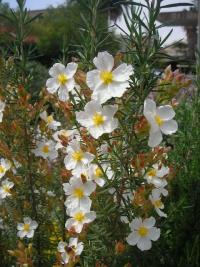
[87,163,113,187]
[65,206,96,233]
[0,158,11,179]
[126,217,160,251]
[149,190,167,218]
[144,163,169,187]
[17,217,38,238]
[40,111,61,130]
[46,62,78,102]
[32,139,58,160]
[0,179,14,199]
[63,177,96,210]
[143,99,178,147]
[152,183,168,197]
[53,129,80,150]
[86,51,133,104]
[57,238,83,264]
[64,140,95,175]
[0,100,5,122]
[76,100,118,139]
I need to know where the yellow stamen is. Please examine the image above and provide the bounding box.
[42,145,49,154]
[73,188,84,199]
[0,165,5,174]
[72,151,83,161]
[23,223,30,232]
[47,115,54,124]
[155,115,164,126]
[147,169,157,177]
[57,74,68,85]
[74,211,85,222]
[3,185,10,193]
[93,112,105,126]
[95,167,103,177]
[154,199,162,208]
[138,226,149,237]
[100,71,113,85]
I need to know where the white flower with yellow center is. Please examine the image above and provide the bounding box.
[0,179,14,199]
[149,190,167,218]
[0,158,11,179]
[87,164,113,187]
[64,140,95,175]
[76,100,118,139]
[0,100,5,122]
[126,217,160,251]
[53,129,80,150]
[144,99,178,147]
[40,111,61,130]
[86,51,133,104]
[144,163,169,188]
[46,62,78,102]
[63,177,96,210]
[57,237,83,264]
[65,206,96,233]
[17,217,38,238]
[32,139,58,160]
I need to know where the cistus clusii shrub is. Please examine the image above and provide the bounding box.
[0,0,193,266]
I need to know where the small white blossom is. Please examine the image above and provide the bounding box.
[64,140,95,175]
[40,111,61,130]
[65,206,96,233]
[86,52,133,104]
[76,100,118,139]
[32,139,58,161]
[0,158,11,179]
[53,129,79,150]
[126,217,160,251]
[87,164,113,187]
[57,237,83,264]
[144,163,169,188]
[144,99,178,147]
[63,177,96,210]
[149,190,167,218]
[46,62,78,102]
[0,179,14,199]
[17,217,38,238]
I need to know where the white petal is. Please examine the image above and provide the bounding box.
[149,227,160,241]
[148,130,163,147]
[65,62,78,78]
[80,197,92,210]
[112,63,133,81]
[30,221,38,230]
[58,87,69,102]
[49,63,65,77]
[46,78,59,93]
[26,230,34,238]
[143,217,156,228]
[83,181,96,195]
[156,105,175,120]
[93,51,114,71]
[129,218,142,231]
[126,231,140,246]
[108,81,129,98]
[86,70,102,90]
[160,120,178,135]
[85,211,96,223]
[144,99,156,118]
[137,237,152,251]
[91,83,112,104]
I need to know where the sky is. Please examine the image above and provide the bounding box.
[3,0,194,45]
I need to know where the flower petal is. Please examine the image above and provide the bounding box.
[156,105,175,120]
[160,120,178,135]
[126,231,140,246]
[93,51,114,71]
[149,227,160,241]
[112,63,133,81]
[148,130,163,147]
[143,217,156,228]
[137,237,152,251]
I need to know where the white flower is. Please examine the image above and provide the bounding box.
[17,217,38,238]
[144,163,169,188]
[64,140,95,175]
[53,129,79,150]
[149,190,167,218]
[46,62,78,102]
[76,100,118,139]
[57,237,83,264]
[152,183,168,197]
[0,179,14,199]
[32,139,58,160]
[86,51,133,104]
[40,111,61,130]
[87,164,113,187]
[0,100,5,122]
[126,217,160,251]
[63,177,96,210]
[0,158,11,179]
[65,206,96,233]
[143,99,178,147]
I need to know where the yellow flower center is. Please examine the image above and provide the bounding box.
[42,145,49,154]
[47,115,54,124]
[95,167,103,177]
[73,188,84,199]
[72,150,83,161]
[138,226,149,237]
[23,223,30,232]
[155,115,164,126]
[147,169,157,177]
[154,199,162,208]
[0,165,5,174]
[100,71,113,85]
[3,185,10,193]
[93,112,105,126]
[57,74,68,85]
[74,211,85,222]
